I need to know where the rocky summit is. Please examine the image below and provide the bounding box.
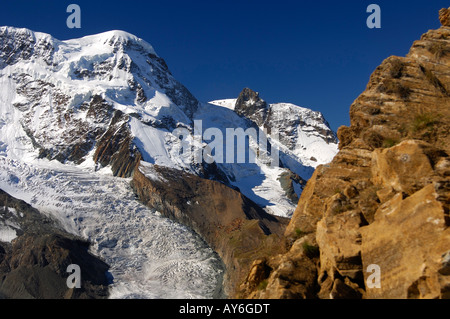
[238,8,450,299]
[234,88,269,128]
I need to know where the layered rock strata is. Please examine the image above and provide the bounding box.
[238,8,450,299]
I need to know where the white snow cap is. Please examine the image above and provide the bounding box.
[0,26,158,56]
[63,29,158,56]
[0,26,55,43]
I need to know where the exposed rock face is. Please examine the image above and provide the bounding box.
[238,236,319,299]
[93,109,142,178]
[0,27,54,68]
[278,171,306,203]
[0,190,110,299]
[361,183,449,298]
[440,7,450,27]
[265,102,338,149]
[234,88,269,127]
[239,9,450,299]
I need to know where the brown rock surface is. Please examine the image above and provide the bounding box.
[361,184,450,298]
[93,110,141,178]
[239,8,450,299]
[440,8,450,27]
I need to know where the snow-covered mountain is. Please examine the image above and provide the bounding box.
[0,27,198,167]
[0,26,338,298]
[0,26,224,299]
[208,89,338,214]
[211,89,338,169]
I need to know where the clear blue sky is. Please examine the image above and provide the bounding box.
[1,1,448,131]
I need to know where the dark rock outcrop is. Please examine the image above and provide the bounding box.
[234,88,269,127]
[93,110,142,178]
[0,27,54,68]
[0,190,110,299]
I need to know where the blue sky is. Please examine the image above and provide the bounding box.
[1,1,448,131]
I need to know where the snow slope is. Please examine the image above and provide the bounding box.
[209,99,237,110]
[196,102,299,216]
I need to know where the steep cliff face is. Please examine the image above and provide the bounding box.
[239,8,450,299]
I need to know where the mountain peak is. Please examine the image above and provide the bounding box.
[65,29,158,56]
[236,88,268,110]
[0,26,53,40]
[0,26,158,60]
[234,88,269,127]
